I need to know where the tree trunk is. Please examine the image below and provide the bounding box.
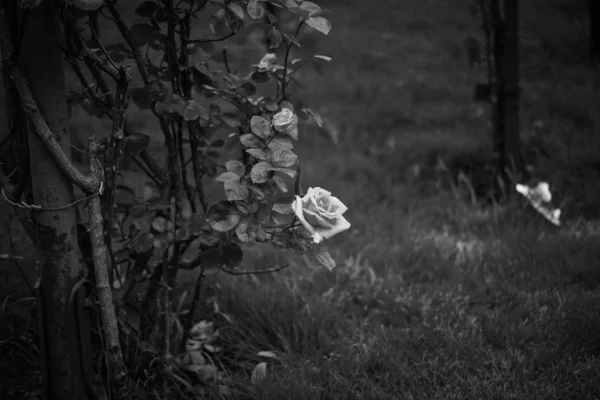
[18,2,92,399]
[503,0,522,175]
[590,0,600,63]
[491,0,506,175]
[492,0,522,186]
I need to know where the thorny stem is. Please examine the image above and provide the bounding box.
[281,20,305,101]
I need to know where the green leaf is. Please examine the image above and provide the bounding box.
[271,167,296,178]
[189,222,221,246]
[282,33,301,48]
[221,113,243,127]
[251,70,271,83]
[215,172,240,182]
[250,116,272,140]
[271,148,297,168]
[135,1,158,18]
[210,139,225,148]
[224,180,250,201]
[299,1,321,13]
[272,202,295,214]
[131,232,155,254]
[179,100,209,121]
[268,26,282,49]
[181,238,202,265]
[226,160,245,177]
[152,216,168,233]
[247,184,267,200]
[240,82,257,96]
[154,93,186,114]
[246,148,269,161]
[120,133,150,157]
[206,201,241,232]
[153,232,173,249]
[227,2,245,19]
[71,0,103,11]
[313,250,336,271]
[209,9,229,37]
[130,23,160,47]
[240,133,263,148]
[235,219,249,242]
[247,0,266,19]
[314,54,332,62]
[268,135,294,152]
[306,16,332,35]
[250,162,272,183]
[146,80,168,102]
[272,175,288,193]
[221,242,243,269]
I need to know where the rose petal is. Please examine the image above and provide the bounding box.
[315,216,351,239]
[293,195,316,236]
[326,196,348,215]
[303,208,335,228]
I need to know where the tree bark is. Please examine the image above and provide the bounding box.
[590,0,600,63]
[503,0,522,175]
[17,2,92,399]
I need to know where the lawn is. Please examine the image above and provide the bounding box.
[205,0,600,398]
[2,0,600,399]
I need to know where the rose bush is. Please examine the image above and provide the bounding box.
[293,187,351,244]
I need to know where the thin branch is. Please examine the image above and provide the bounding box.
[189,31,235,44]
[104,0,150,84]
[220,263,289,275]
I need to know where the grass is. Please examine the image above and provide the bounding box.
[2,0,600,399]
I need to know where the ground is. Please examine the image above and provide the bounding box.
[2,0,600,399]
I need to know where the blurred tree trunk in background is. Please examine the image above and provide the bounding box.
[15,2,93,399]
[491,0,522,186]
[502,0,521,175]
[590,0,600,63]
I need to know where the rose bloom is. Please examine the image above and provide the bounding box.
[272,108,299,140]
[292,187,351,244]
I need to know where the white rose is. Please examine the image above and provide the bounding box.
[292,187,351,244]
[272,108,299,140]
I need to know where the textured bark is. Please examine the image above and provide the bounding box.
[88,142,130,400]
[17,3,90,399]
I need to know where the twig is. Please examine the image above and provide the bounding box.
[220,263,289,275]
[2,186,101,211]
[189,31,235,44]
[104,0,150,85]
